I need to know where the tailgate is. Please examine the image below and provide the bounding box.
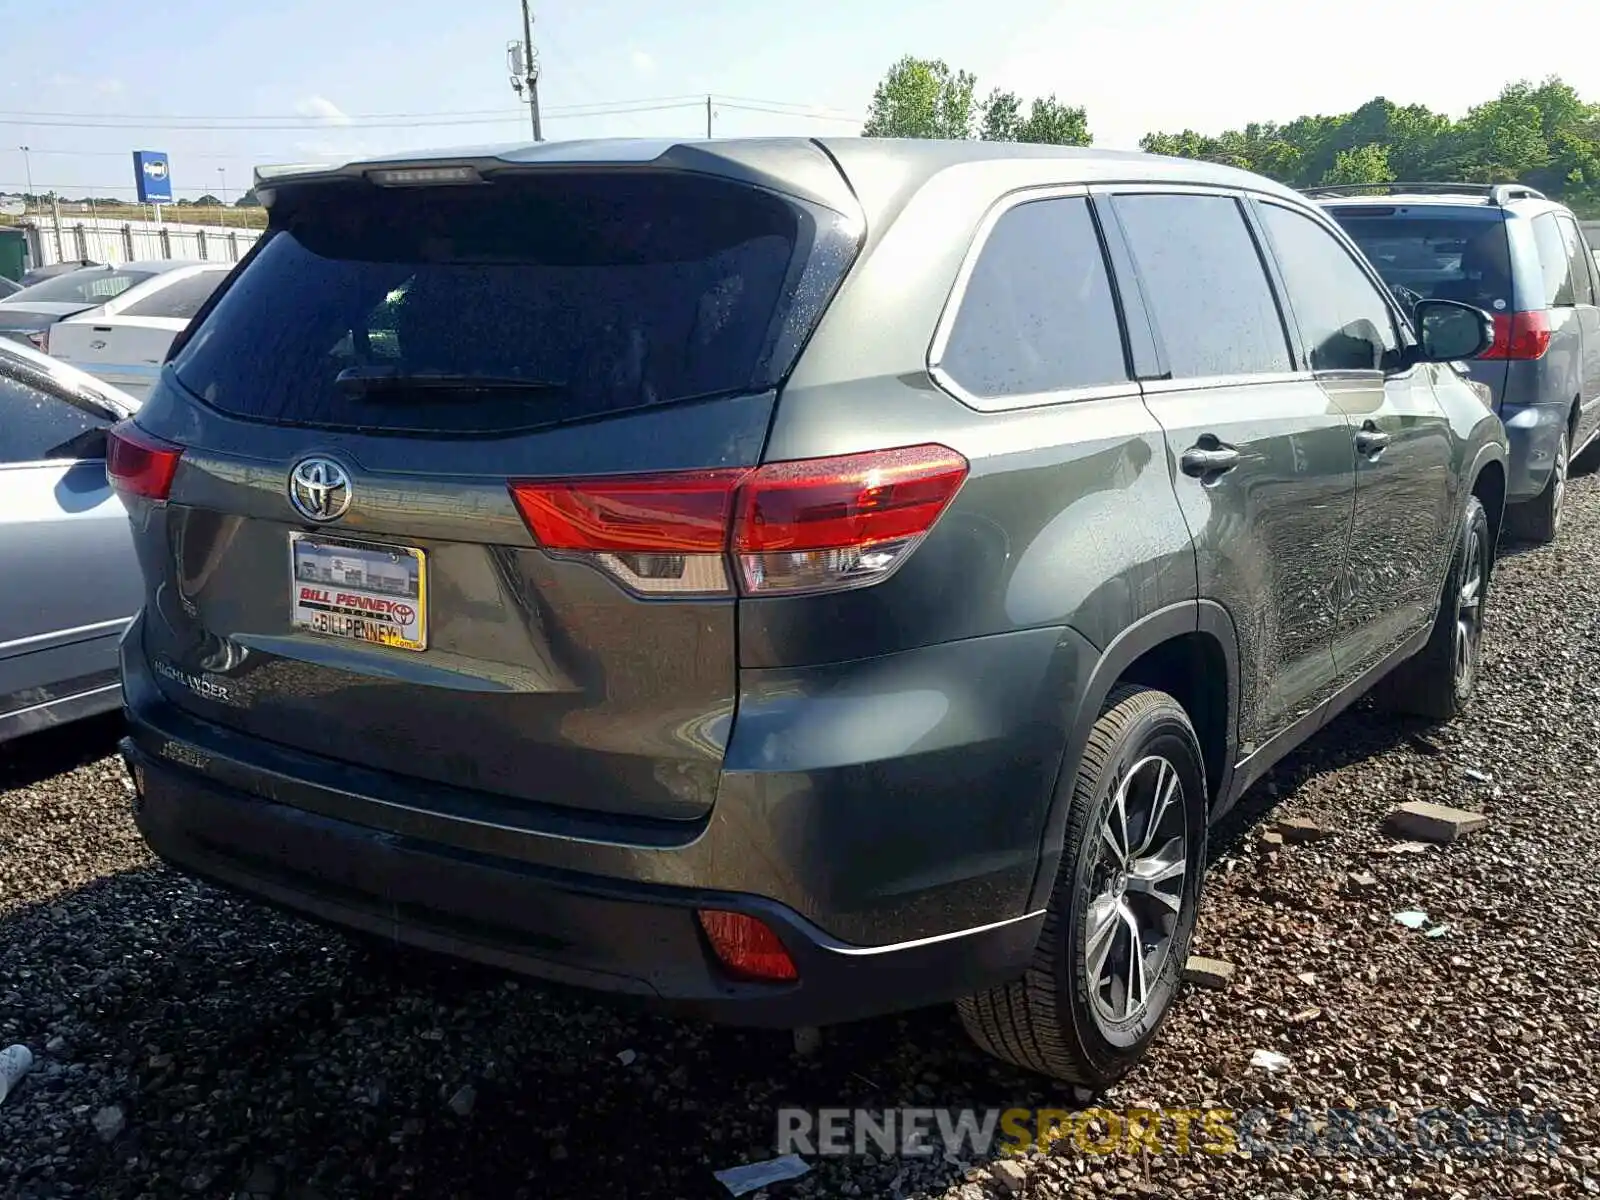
[123,162,861,823]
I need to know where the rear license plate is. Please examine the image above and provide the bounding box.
[290,533,427,651]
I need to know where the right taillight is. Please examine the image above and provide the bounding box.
[732,445,970,595]
[106,420,184,502]
[1479,310,1551,361]
[508,443,969,598]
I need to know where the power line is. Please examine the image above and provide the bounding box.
[718,101,860,123]
[537,20,653,139]
[0,94,866,177]
[715,94,859,116]
[0,110,694,131]
[0,94,857,132]
[0,95,710,126]
[16,147,243,160]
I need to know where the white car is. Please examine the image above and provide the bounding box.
[45,262,230,400]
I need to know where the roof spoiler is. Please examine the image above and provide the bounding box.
[1303,181,1547,207]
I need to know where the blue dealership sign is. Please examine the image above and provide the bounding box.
[132,150,173,204]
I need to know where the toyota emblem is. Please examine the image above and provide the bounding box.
[287,457,352,522]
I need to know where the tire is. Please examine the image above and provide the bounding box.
[1507,427,1567,544]
[1376,494,1491,721]
[957,685,1207,1086]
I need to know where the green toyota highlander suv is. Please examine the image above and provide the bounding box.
[112,138,1507,1085]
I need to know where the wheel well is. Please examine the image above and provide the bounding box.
[1472,458,1506,554]
[1118,633,1228,805]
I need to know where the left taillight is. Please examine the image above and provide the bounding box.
[106,420,184,502]
[508,443,970,598]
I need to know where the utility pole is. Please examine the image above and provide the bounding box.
[18,145,33,214]
[518,0,542,141]
[218,167,229,226]
[706,96,713,139]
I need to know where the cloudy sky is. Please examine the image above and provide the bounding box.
[2,0,1597,199]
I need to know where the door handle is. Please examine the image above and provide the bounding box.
[1354,425,1391,455]
[1180,442,1242,478]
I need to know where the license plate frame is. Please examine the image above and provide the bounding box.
[289,532,428,652]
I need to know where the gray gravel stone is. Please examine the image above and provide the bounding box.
[90,1104,124,1142]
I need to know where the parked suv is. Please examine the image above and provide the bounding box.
[1314,183,1600,543]
[113,140,1507,1085]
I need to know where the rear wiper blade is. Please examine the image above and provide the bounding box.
[336,367,567,395]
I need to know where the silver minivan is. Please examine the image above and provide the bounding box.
[1318,183,1600,542]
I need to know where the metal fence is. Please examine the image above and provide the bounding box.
[20,215,263,270]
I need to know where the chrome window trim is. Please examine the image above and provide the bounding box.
[1140,371,1322,395]
[927,183,1135,412]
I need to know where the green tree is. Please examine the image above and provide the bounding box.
[233,187,261,208]
[1456,83,1551,181]
[1321,143,1394,186]
[978,89,1024,142]
[862,56,978,139]
[1017,95,1091,146]
[1137,76,1600,215]
[193,194,222,207]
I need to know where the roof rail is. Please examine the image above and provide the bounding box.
[1302,181,1548,206]
[1489,184,1548,206]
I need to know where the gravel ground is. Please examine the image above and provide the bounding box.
[3,477,1600,1200]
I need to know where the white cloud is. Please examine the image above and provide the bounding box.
[629,49,654,75]
[94,78,124,96]
[295,95,352,126]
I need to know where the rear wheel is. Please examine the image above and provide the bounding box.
[957,686,1206,1086]
[1507,427,1567,544]
[1377,494,1491,721]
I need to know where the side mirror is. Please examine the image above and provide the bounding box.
[1412,299,1495,362]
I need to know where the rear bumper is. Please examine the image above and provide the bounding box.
[124,738,1043,1026]
[1501,401,1568,503]
[121,614,1087,1025]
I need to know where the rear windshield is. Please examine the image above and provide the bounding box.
[1330,210,1513,313]
[172,173,815,435]
[9,267,156,306]
[122,270,226,320]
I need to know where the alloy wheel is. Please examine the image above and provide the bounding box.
[1454,520,1487,691]
[1084,754,1188,1035]
[1552,432,1569,536]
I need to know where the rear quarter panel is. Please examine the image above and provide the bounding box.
[758,161,1198,665]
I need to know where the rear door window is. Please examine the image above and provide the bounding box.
[1111,193,1292,378]
[938,196,1127,399]
[1258,202,1400,371]
[1555,217,1595,306]
[1532,214,1577,307]
[1331,210,1513,313]
[171,174,821,435]
[122,271,227,320]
